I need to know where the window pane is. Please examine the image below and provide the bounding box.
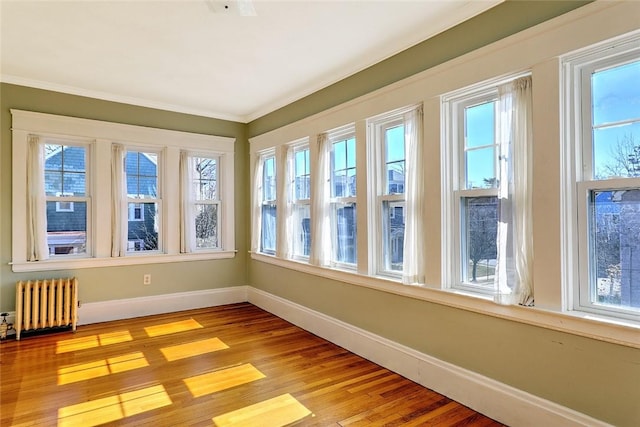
[262,157,276,201]
[260,204,276,254]
[45,144,86,196]
[592,60,640,127]
[127,202,159,252]
[333,202,357,264]
[332,137,356,198]
[462,196,497,286]
[346,137,356,169]
[126,151,158,199]
[466,147,496,189]
[465,101,495,148]
[593,117,640,179]
[590,190,640,310]
[383,200,405,271]
[386,125,404,162]
[195,203,218,249]
[294,148,310,200]
[194,157,217,200]
[46,201,87,255]
[293,204,311,257]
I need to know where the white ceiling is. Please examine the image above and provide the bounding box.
[1,0,501,123]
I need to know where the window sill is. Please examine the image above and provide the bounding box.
[250,252,640,349]
[11,250,237,272]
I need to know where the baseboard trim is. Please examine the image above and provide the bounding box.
[247,287,610,427]
[77,286,248,325]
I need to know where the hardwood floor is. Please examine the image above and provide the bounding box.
[0,303,503,426]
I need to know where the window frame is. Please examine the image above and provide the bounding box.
[125,148,163,255]
[367,110,409,278]
[189,154,222,251]
[564,34,640,321]
[44,140,92,258]
[447,89,500,295]
[290,142,311,260]
[259,151,277,256]
[329,126,357,269]
[11,109,236,272]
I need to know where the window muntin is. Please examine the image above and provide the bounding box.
[292,146,311,258]
[44,142,89,257]
[192,156,220,250]
[261,154,277,255]
[330,134,357,266]
[126,150,161,253]
[573,47,640,318]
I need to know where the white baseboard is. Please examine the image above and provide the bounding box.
[247,287,611,427]
[77,286,248,325]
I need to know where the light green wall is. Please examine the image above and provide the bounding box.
[0,83,249,310]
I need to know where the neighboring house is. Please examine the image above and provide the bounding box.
[45,147,158,254]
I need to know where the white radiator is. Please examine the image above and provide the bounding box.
[15,278,78,340]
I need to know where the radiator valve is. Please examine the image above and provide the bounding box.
[0,313,14,340]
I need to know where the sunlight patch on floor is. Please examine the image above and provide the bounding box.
[57,384,171,427]
[212,393,312,427]
[56,331,133,354]
[144,318,203,337]
[160,337,229,361]
[57,352,149,385]
[184,363,266,398]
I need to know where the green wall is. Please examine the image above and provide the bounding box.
[0,83,249,310]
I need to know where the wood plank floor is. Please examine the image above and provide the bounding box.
[0,303,504,426]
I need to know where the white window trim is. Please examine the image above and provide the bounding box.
[562,33,640,322]
[11,109,236,272]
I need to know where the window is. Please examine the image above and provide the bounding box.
[45,142,90,257]
[566,34,640,320]
[450,91,499,292]
[292,145,311,258]
[260,154,277,255]
[11,110,235,272]
[126,150,161,253]
[190,156,220,250]
[369,114,406,275]
[330,130,357,266]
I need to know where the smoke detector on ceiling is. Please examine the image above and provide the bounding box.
[205,0,256,16]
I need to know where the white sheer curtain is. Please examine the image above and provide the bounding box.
[251,153,264,253]
[26,135,49,261]
[402,105,425,284]
[179,151,196,253]
[495,76,534,306]
[111,143,126,257]
[276,145,293,259]
[310,133,331,266]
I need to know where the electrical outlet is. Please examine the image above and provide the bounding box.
[143,274,151,285]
